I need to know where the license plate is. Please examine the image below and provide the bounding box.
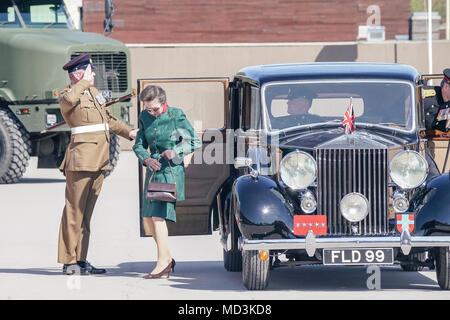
[323,248,394,265]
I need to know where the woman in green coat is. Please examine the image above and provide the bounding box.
[133,85,201,279]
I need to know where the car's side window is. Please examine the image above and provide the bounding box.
[240,84,261,131]
[249,86,261,130]
[416,86,424,129]
[239,85,246,129]
[229,82,240,130]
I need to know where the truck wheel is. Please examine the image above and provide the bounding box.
[223,211,242,272]
[436,247,450,290]
[400,252,426,271]
[242,250,270,290]
[104,133,120,177]
[0,108,31,184]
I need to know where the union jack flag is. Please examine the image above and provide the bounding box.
[342,97,355,134]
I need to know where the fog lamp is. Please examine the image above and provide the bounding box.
[393,191,409,213]
[340,193,369,222]
[299,191,317,213]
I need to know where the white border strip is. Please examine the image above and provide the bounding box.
[127,41,358,48]
[126,40,449,48]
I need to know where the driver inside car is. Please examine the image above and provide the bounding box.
[285,88,322,126]
[286,89,313,115]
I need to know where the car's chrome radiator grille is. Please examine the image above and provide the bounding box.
[316,148,390,236]
[71,52,128,93]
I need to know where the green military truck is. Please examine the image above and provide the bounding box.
[0,0,132,183]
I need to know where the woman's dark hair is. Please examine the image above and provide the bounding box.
[139,85,167,103]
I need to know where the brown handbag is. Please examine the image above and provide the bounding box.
[146,162,178,202]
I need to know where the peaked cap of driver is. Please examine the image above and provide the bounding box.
[287,87,315,100]
[443,68,450,84]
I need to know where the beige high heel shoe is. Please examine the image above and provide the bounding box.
[143,259,174,279]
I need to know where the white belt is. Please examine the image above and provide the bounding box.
[71,123,109,135]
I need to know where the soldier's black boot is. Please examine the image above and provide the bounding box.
[62,263,80,275]
[77,261,106,275]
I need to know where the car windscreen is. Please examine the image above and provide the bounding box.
[0,0,71,29]
[263,80,414,132]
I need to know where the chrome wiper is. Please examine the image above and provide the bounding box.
[320,119,342,125]
[274,120,342,135]
[276,126,307,137]
[44,22,57,29]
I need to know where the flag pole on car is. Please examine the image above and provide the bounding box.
[342,96,355,135]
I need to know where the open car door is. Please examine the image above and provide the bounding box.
[136,77,230,236]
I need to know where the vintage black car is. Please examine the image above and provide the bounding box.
[217,62,450,290]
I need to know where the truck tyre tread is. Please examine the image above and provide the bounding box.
[59,133,120,178]
[0,108,31,184]
[104,133,120,177]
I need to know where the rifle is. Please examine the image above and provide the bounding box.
[41,89,136,134]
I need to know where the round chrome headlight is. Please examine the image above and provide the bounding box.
[340,193,369,223]
[279,151,317,190]
[389,150,428,189]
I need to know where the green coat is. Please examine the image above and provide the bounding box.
[133,106,202,222]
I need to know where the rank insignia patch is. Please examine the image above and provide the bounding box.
[396,213,415,233]
[422,88,436,98]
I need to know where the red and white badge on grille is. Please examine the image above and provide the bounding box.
[294,215,327,235]
[396,213,415,233]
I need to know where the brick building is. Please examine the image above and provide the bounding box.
[82,0,410,43]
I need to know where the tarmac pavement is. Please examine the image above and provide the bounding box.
[1,151,450,300]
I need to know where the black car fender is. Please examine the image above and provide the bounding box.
[411,173,450,236]
[232,174,295,240]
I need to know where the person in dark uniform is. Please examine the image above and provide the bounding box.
[435,69,450,131]
[422,68,450,179]
[423,68,450,131]
[286,89,321,125]
[287,89,314,116]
